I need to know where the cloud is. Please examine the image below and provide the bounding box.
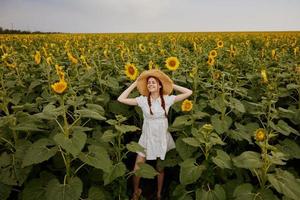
[0,0,299,32]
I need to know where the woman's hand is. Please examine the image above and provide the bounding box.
[117,77,140,106]
[172,84,193,103]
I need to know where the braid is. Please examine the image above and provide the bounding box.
[159,91,168,118]
[147,94,153,115]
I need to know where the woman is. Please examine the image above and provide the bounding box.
[117,69,192,200]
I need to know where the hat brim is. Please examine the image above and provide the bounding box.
[137,69,173,96]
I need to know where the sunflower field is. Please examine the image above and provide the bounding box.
[0,32,300,200]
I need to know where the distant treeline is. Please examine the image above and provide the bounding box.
[0,26,60,34]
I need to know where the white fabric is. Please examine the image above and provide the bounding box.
[135,95,176,160]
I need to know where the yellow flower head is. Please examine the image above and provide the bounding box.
[55,65,65,81]
[138,43,146,52]
[148,60,154,70]
[271,49,276,60]
[46,57,53,65]
[165,57,180,71]
[189,67,197,78]
[67,52,78,64]
[34,51,41,64]
[217,40,224,48]
[51,79,67,94]
[125,63,138,80]
[202,124,213,131]
[181,99,193,112]
[255,128,267,142]
[212,71,221,80]
[103,49,109,59]
[209,50,217,58]
[207,56,215,66]
[261,69,268,83]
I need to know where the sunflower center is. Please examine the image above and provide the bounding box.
[169,60,176,67]
[128,66,135,75]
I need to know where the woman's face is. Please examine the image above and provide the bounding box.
[147,77,161,93]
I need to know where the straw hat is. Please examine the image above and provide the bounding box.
[137,69,173,96]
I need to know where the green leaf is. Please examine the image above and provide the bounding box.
[0,183,11,200]
[233,183,255,200]
[135,163,158,179]
[78,145,112,172]
[0,140,32,186]
[22,138,58,167]
[209,95,226,113]
[88,186,111,200]
[182,137,201,147]
[45,177,82,200]
[54,131,87,157]
[229,97,245,113]
[126,141,145,154]
[232,151,263,169]
[22,179,46,200]
[270,120,299,136]
[212,149,232,169]
[115,124,140,134]
[211,114,232,134]
[257,188,280,200]
[175,137,198,160]
[101,130,118,142]
[171,115,193,128]
[268,169,300,200]
[196,184,226,200]
[35,103,63,120]
[11,123,45,132]
[209,133,226,146]
[76,109,106,121]
[179,158,206,185]
[276,139,300,159]
[86,104,105,115]
[103,162,126,185]
[173,185,193,200]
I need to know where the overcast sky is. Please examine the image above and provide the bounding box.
[0,0,299,33]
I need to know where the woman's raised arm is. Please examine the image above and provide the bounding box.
[117,80,138,106]
[173,84,193,103]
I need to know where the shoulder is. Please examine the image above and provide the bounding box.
[135,95,147,107]
[163,95,176,105]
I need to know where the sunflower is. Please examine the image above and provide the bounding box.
[255,128,267,142]
[51,79,67,94]
[103,49,109,59]
[125,63,138,80]
[67,52,78,64]
[34,51,41,64]
[138,43,146,52]
[209,50,217,58]
[261,69,268,83]
[202,124,213,131]
[46,57,53,65]
[181,99,193,112]
[55,65,65,81]
[165,57,180,71]
[148,60,154,70]
[189,67,197,78]
[207,56,215,66]
[217,40,224,48]
[212,71,221,80]
[271,49,277,60]
[294,47,299,57]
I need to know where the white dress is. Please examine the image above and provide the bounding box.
[135,95,176,160]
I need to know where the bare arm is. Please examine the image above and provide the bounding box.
[173,84,193,103]
[117,80,138,106]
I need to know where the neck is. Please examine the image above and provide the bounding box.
[150,92,160,99]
